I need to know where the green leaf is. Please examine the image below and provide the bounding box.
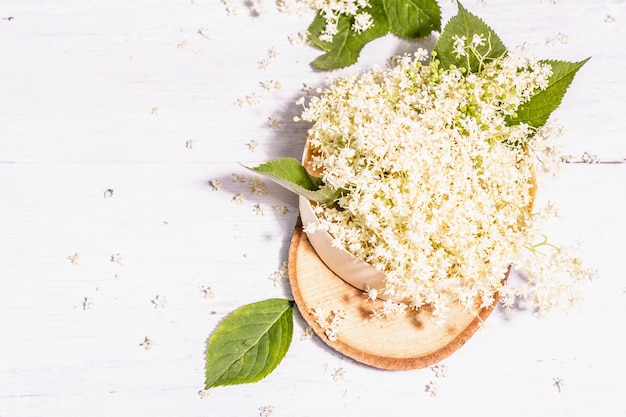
[383,0,441,39]
[244,158,343,205]
[308,12,333,52]
[309,0,390,70]
[205,298,294,389]
[507,58,590,128]
[307,0,442,69]
[309,16,363,70]
[247,158,322,190]
[433,2,507,73]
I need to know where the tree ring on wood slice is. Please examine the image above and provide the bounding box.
[288,219,505,371]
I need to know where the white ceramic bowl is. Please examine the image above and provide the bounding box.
[299,141,392,300]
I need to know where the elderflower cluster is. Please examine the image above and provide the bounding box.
[300,47,596,323]
[309,0,374,42]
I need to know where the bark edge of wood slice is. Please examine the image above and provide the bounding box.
[288,219,501,371]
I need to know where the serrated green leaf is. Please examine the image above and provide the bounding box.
[309,16,362,70]
[308,12,333,52]
[434,2,507,73]
[244,158,343,205]
[383,0,441,39]
[205,298,294,389]
[309,0,390,70]
[507,58,590,128]
[247,158,323,190]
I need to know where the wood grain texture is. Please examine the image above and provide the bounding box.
[289,219,500,370]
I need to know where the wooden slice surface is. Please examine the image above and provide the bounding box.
[288,219,501,370]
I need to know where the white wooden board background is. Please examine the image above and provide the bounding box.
[1,1,625,416]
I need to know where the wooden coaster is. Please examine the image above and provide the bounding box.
[288,219,500,371]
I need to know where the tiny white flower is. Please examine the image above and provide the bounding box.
[332,367,346,381]
[252,203,264,216]
[246,93,260,105]
[82,297,95,310]
[471,33,485,47]
[232,173,245,183]
[246,139,259,152]
[200,285,215,299]
[414,48,429,61]
[197,28,213,40]
[273,205,289,214]
[110,253,123,266]
[232,193,245,204]
[140,336,154,350]
[67,252,79,265]
[303,222,318,235]
[364,285,378,301]
[267,116,282,128]
[452,35,467,58]
[151,295,167,309]
[300,326,314,340]
[208,179,222,191]
[249,177,266,195]
[268,262,288,286]
[259,405,274,417]
[431,364,448,378]
[581,151,600,163]
[352,12,373,33]
[267,47,279,59]
[425,381,438,397]
[553,376,565,393]
[301,84,316,96]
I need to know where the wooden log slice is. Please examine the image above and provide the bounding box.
[288,219,502,370]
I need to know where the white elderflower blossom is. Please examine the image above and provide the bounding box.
[310,0,373,42]
[452,35,468,58]
[311,306,346,341]
[299,49,596,323]
[352,12,373,33]
[471,33,486,47]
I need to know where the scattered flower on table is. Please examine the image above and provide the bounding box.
[246,139,259,152]
[300,326,314,340]
[151,295,167,309]
[332,366,347,381]
[249,177,267,195]
[252,203,265,216]
[67,252,79,265]
[258,405,274,417]
[425,380,439,397]
[232,173,246,183]
[273,204,289,214]
[82,297,95,311]
[200,285,215,299]
[197,28,213,40]
[232,193,245,204]
[110,253,123,266]
[197,389,211,399]
[431,364,448,378]
[208,179,223,191]
[140,336,154,350]
[553,376,566,393]
[103,188,114,199]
